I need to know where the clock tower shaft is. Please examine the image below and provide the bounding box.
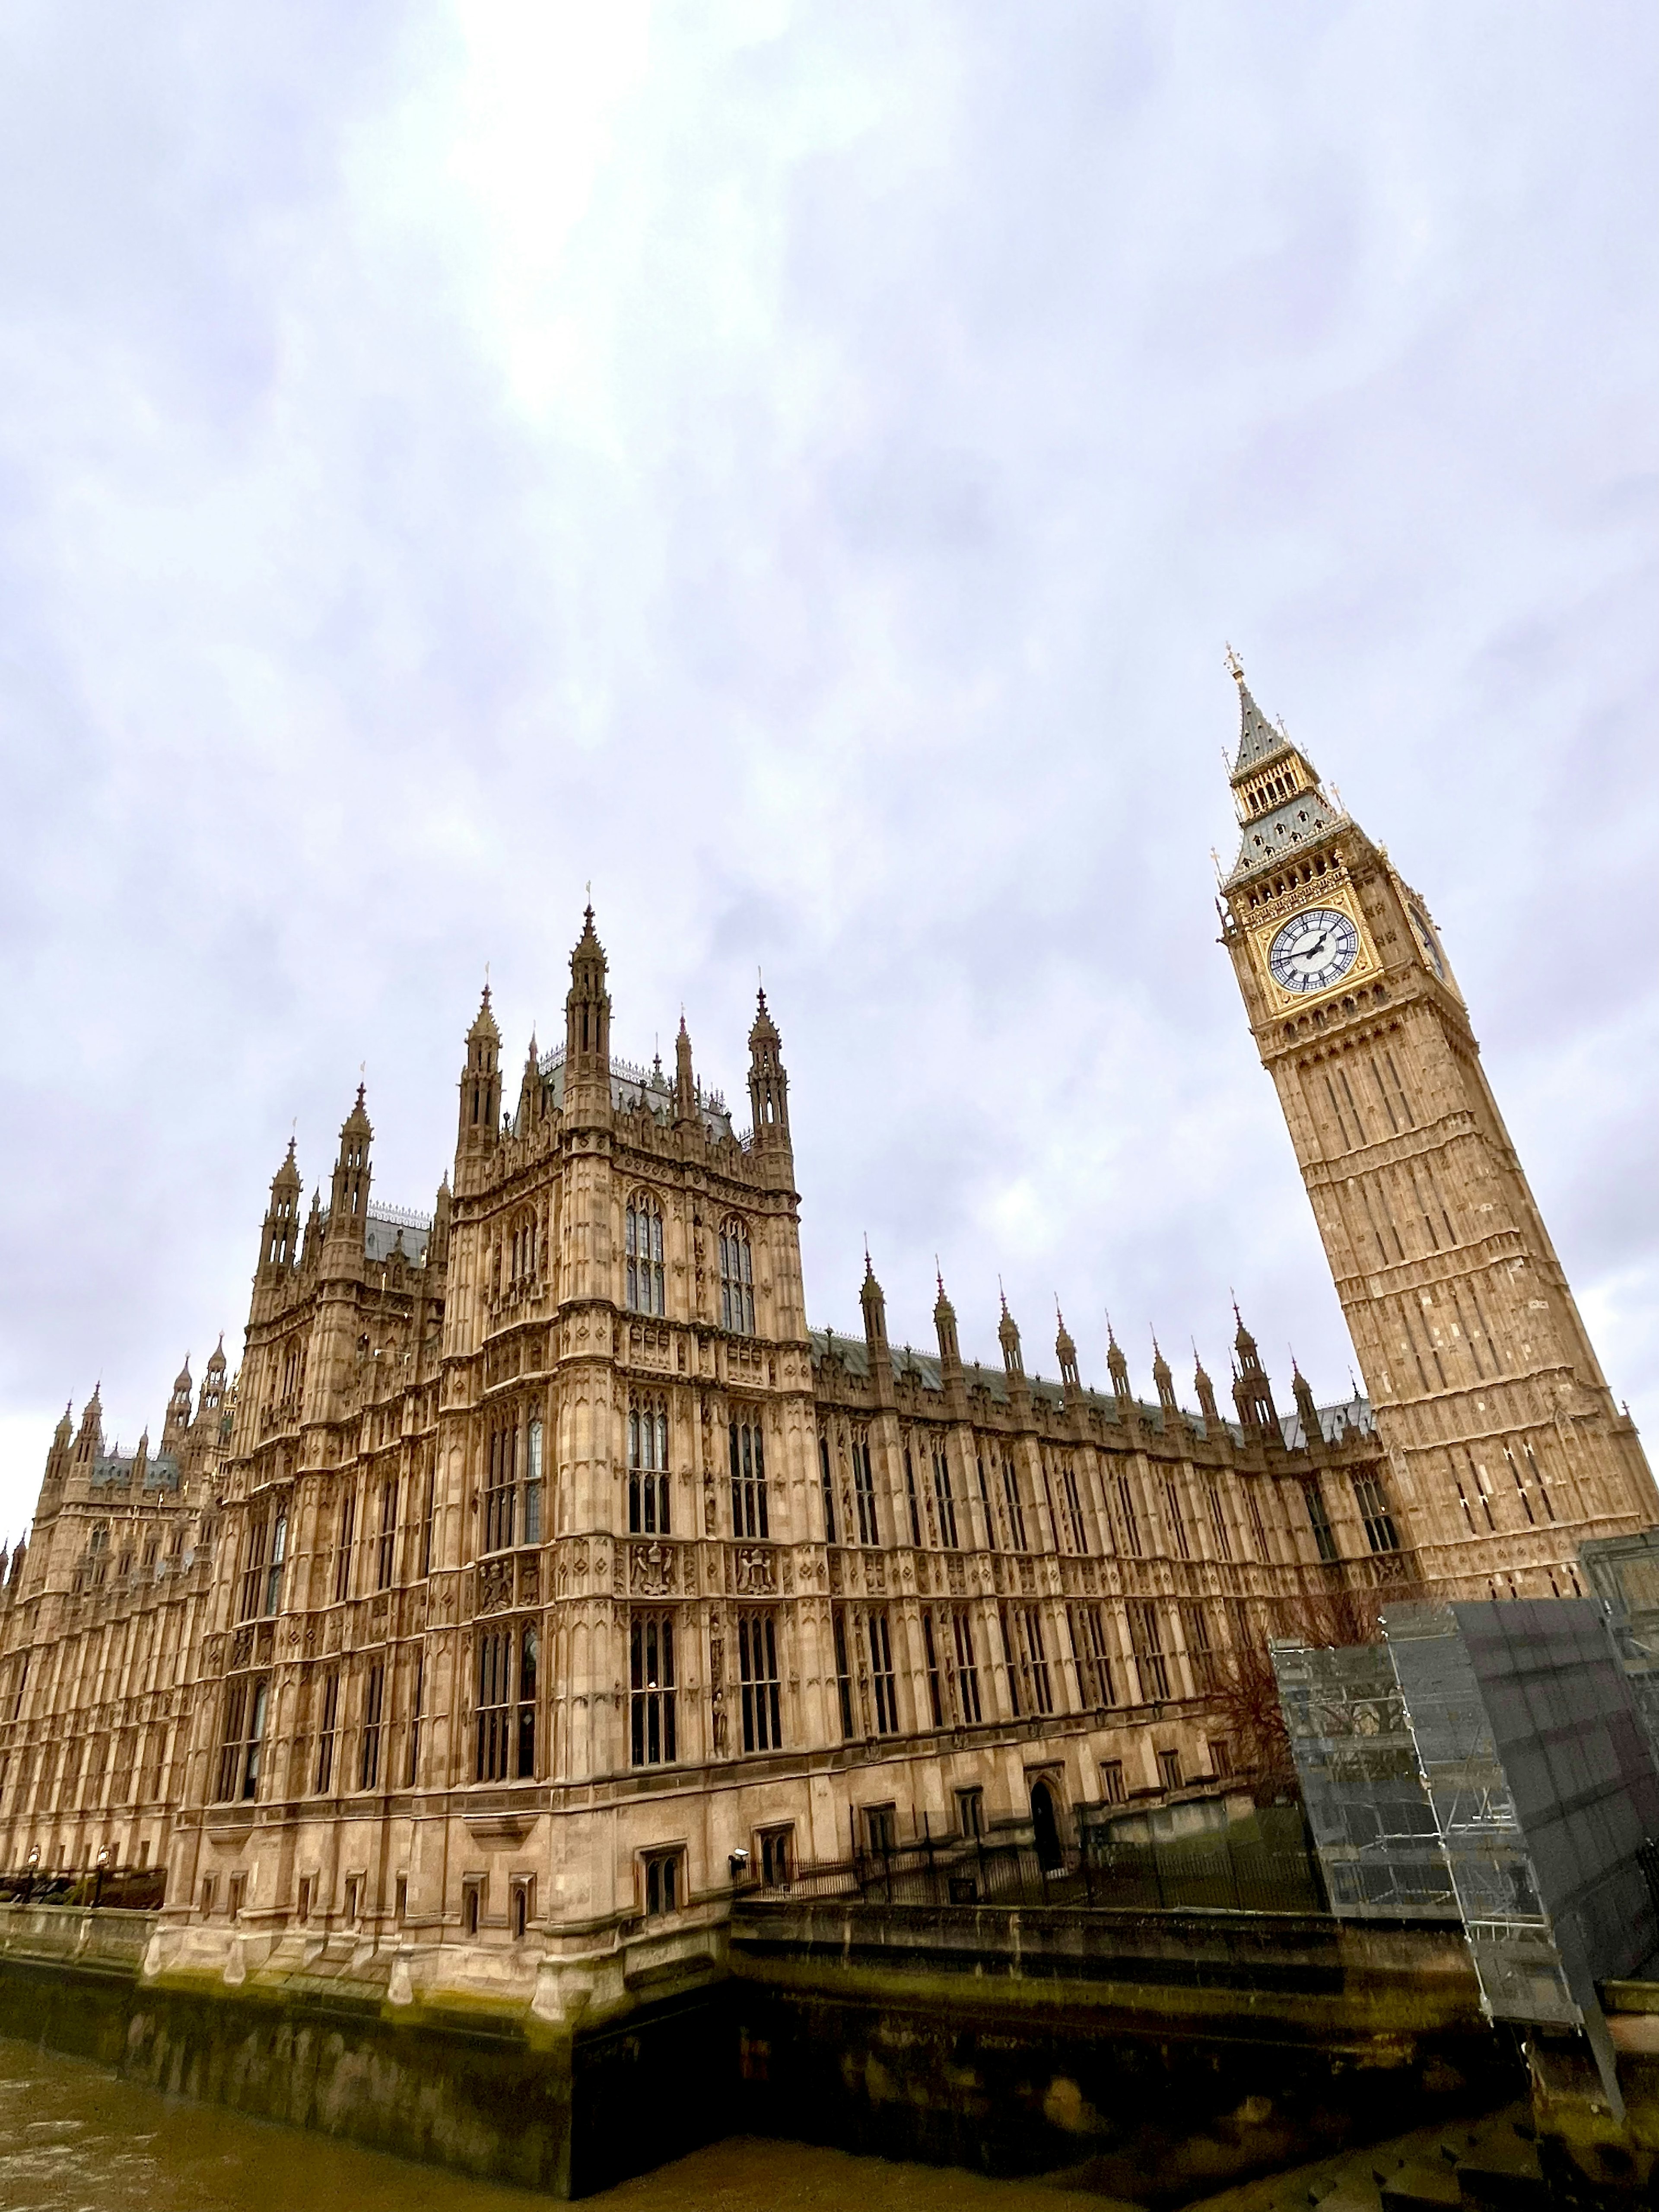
[1217,659,1656,1595]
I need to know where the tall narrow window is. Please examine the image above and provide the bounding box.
[315,1672,339,1793]
[476,1629,512,1782]
[407,1654,423,1787]
[903,1449,922,1546]
[264,1510,287,1615]
[1013,1606,1053,1715]
[1182,1604,1218,1693]
[976,1456,998,1550]
[1113,1472,1141,1557]
[738,1613,782,1752]
[334,1488,357,1602]
[1205,1479,1233,1562]
[1244,1479,1269,1560]
[922,1611,943,1727]
[931,1451,959,1549]
[1351,1471,1401,1553]
[1305,1479,1339,1564]
[728,1418,768,1539]
[1001,1460,1029,1552]
[376,1478,397,1590]
[517,1626,537,1778]
[359,1661,385,1790]
[1058,1462,1087,1553]
[238,1515,269,1622]
[719,1218,755,1335]
[1128,1600,1170,1702]
[833,1606,855,1739]
[629,1612,677,1767]
[1068,1602,1115,1708]
[215,1678,268,1803]
[524,1418,544,1543]
[421,1462,436,1575]
[626,1193,666,1316]
[1163,1476,1190,1560]
[818,1437,838,1544]
[1000,1605,1022,1717]
[630,1400,671,1534]
[852,1437,879,1546]
[246,1698,267,1802]
[868,1610,897,1735]
[951,1608,982,1723]
[484,1424,517,1553]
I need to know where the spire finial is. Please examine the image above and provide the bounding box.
[998,1274,1007,1316]
[1225,641,1244,682]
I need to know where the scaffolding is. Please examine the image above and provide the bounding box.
[1272,1638,1457,1921]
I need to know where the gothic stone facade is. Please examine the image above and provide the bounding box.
[0,689,1649,2013]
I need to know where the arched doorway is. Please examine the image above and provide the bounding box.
[1030,1779,1063,1871]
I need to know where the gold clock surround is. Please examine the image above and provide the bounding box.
[1249,884,1379,1014]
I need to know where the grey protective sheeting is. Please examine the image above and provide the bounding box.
[1276,1598,1659,2120]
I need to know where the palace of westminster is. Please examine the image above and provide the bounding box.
[0,668,1651,1998]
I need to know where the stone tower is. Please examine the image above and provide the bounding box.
[1217,655,1656,1593]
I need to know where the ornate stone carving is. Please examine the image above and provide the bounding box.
[629,1541,675,1596]
[478,1558,513,1615]
[734,1546,776,1595]
[230,1627,254,1669]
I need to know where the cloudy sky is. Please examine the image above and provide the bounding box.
[0,2,1654,1537]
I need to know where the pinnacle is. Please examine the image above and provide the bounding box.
[1225,648,1290,777]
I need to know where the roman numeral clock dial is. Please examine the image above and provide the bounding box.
[1265,906,1360,995]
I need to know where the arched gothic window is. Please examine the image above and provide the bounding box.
[626,1193,665,1316]
[719,1217,754,1335]
[629,1399,671,1535]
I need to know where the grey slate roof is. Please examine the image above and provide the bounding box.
[364,1207,432,1265]
[1233,675,1291,773]
[810,1327,1374,1454]
[533,1044,736,1143]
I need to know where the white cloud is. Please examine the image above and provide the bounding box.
[0,0,1655,1535]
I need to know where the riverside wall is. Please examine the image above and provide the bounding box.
[0,1898,1521,2201]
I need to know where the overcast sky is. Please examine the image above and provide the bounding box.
[0,2,1654,1540]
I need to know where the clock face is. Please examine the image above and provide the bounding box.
[1408,906,1446,980]
[1267,906,1360,995]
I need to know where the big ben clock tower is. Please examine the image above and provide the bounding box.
[1217,653,1656,1595]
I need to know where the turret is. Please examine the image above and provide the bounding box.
[430,1175,452,1271]
[1231,1306,1279,1436]
[1055,1306,1080,1396]
[325,1087,373,1257]
[1151,1336,1177,1416]
[73,1386,103,1466]
[933,1272,962,1378]
[998,1294,1023,1379]
[564,906,611,1113]
[257,1139,303,1287]
[747,987,791,1157]
[457,987,502,1159]
[300,1189,322,1269]
[199,1338,227,1417]
[516,1032,543,1131]
[46,1404,72,1476]
[163,1358,193,1444]
[1106,1319,1131,1405]
[861,1251,889,1353]
[1193,1349,1221,1429]
[1291,1361,1321,1445]
[674,1016,697,1127]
